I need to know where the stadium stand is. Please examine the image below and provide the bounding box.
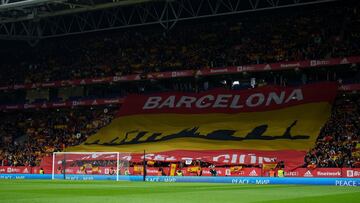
[0,107,117,167]
[0,1,359,85]
[304,96,360,168]
[1,95,359,169]
[0,0,359,175]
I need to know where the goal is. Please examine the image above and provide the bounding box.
[52,152,131,181]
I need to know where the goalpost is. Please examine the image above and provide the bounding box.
[52,152,131,181]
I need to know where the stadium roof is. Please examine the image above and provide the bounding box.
[0,0,153,24]
[0,0,338,42]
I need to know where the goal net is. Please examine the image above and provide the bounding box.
[52,152,131,181]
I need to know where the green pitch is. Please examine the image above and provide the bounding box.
[0,180,359,203]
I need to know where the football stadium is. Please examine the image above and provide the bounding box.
[0,0,360,202]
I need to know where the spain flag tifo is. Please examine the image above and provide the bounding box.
[68,82,338,167]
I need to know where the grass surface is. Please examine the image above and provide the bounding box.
[0,180,359,203]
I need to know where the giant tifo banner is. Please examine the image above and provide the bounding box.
[67,82,338,167]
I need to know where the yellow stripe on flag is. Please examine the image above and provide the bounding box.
[68,102,331,153]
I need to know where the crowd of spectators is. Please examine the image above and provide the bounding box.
[304,96,360,168]
[0,1,359,85]
[0,107,117,166]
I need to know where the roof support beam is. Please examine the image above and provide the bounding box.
[0,0,339,41]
